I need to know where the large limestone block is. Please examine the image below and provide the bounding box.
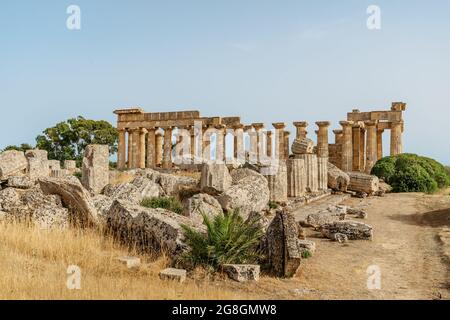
[0,150,28,180]
[200,163,232,194]
[287,158,306,197]
[265,210,302,277]
[48,160,61,170]
[38,177,99,226]
[348,172,379,195]
[141,169,198,196]
[230,168,262,184]
[103,176,163,205]
[327,162,350,192]
[182,193,222,224]
[264,161,288,203]
[291,138,314,155]
[81,144,110,194]
[216,172,269,219]
[320,220,373,241]
[107,200,202,257]
[25,149,49,179]
[304,206,347,228]
[223,264,260,282]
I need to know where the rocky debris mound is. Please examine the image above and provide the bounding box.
[223,264,260,282]
[347,207,368,219]
[182,193,222,224]
[107,200,202,259]
[7,176,34,189]
[0,150,28,181]
[216,168,269,220]
[137,169,198,196]
[0,186,69,229]
[264,210,302,277]
[291,138,314,155]
[327,162,350,192]
[38,177,99,227]
[348,172,379,195]
[200,163,232,195]
[320,220,373,241]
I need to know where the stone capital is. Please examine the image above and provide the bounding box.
[139,127,148,134]
[233,123,245,130]
[364,120,377,127]
[244,125,254,132]
[315,121,330,128]
[284,131,291,137]
[252,123,265,130]
[293,121,308,128]
[339,121,353,128]
[272,122,286,130]
[333,129,343,135]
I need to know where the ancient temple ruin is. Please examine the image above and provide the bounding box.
[114,102,406,199]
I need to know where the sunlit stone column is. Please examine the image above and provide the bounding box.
[333,129,343,145]
[287,158,306,197]
[316,121,330,158]
[131,128,140,169]
[162,127,173,169]
[215,124,226,163]
[352,124,362,172]
[365,120,377,174]
[117,129,126,170]
[252,123,265,163]
[284,131,290,159]
[293,122,308,140]
[146,127,156,168]
[127,129,133,169]
[339,121,353,172]
[390,121,403,156]
[359,128,366,172]
[155,132,163,166]
[233,124,245,164]
[377,128,384,160]
[272,123,286,160]
[190,126,196,164]
[266,131,273,158]
[203,125,213,162]
[139,127,148,169]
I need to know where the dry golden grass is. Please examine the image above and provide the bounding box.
[0,221,253,300]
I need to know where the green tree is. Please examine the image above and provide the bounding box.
[35,116,118,165]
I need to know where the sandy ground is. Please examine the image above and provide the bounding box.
[219,192,450,300]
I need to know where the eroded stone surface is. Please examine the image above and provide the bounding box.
[320,220,373,241]
[159,268,187,283]
[182,193,222,224]
[0,150,27,181]
[81,144,110,194]
[200,163,232,194]
[223,264,260,282]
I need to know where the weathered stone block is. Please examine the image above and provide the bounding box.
[223,264,260,282]
[159,268,187,283]
[81,145,110,194]
[116,256,141,269]
[200,163,232,194]
[348,172,379,195]
[25,149,49,179]
[320,220,373,241]
[327,162,350,192]
[182,193,222,224]
[7,176,34,189]
[0,150,27,181]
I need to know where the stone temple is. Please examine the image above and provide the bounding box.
[114,102,406,200]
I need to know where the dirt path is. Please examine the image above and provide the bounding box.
[295,193,450,299]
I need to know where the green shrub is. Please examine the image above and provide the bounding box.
[180,210,264,270]
[301,250,312,259]
[140,197,183,214]
[268,201,279,210]
[371,154,450,193]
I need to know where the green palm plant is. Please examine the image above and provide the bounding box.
[180,210,264,270]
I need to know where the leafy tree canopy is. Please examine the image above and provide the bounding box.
[1,143,33,153]
[35,116,118,164]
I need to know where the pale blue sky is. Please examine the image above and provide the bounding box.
[1,1,449,163]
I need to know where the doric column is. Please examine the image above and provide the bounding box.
[333,129,343,145]
[339,121,353,172]
[162,127,173,169]
[352,124,362,172]
[203,125,213,161]
[215,124,226,163]
[244,125,257,163]
[127,129,133,169]
[139,128,147,169]
[287,158,306,197]
[365,120,377,174]
[117,129,126,170]
[131,128,140,169]
[252,123,265,163]
[316,121,330,158]
[377,128,384,160]
[264,160,288,203]
[293,122,308,140]
[190,126,196,164]
[359,128,366,172]
[146,127,156,168]
[297,154,318,193]
[155,132,163,166]
[233,124,245,164]
[272,123,286,160]
[284,131,290,159]
[390,121,403,156]
[266,131,273,157]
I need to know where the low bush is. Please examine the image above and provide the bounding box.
[180,210,264,270]
[371,154,450,193]
[140,197,183,214]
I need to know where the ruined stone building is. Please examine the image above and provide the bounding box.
[114,102,406,200]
